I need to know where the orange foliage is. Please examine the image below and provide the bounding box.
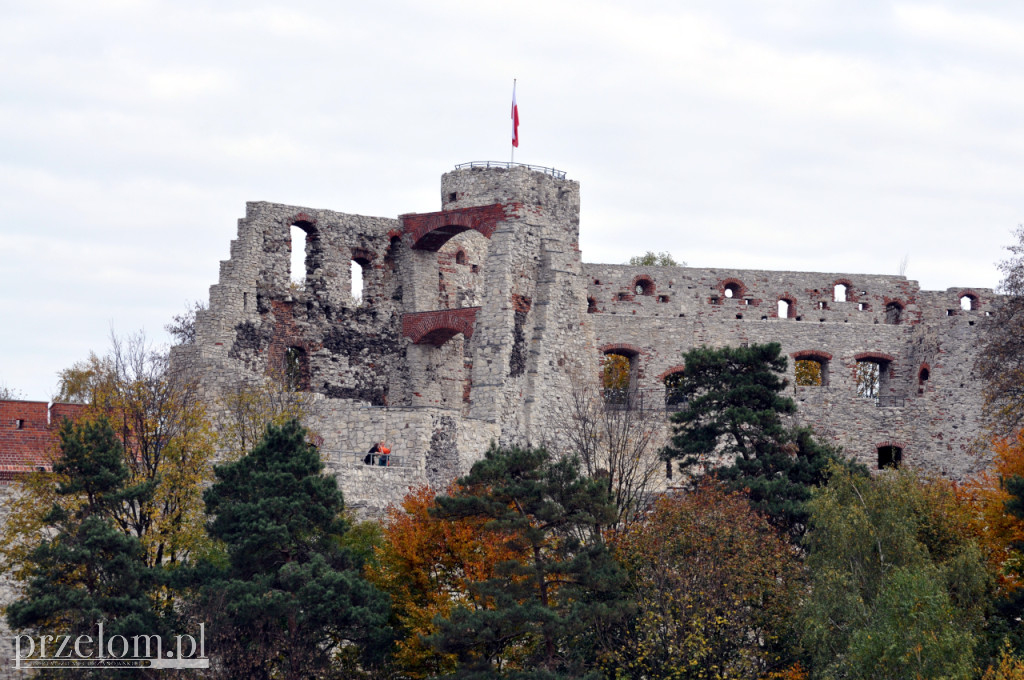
[958,430,1024,594]
[370,485,526,677]
[762,663,808,680]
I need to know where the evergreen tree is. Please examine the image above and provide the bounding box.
[428,445,631,679]
[663,343,855,538]
[191,419,391,679]
[6,418,163,653]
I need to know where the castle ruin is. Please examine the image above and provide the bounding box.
[170,163,995,515]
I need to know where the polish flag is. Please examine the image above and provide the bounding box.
[511,82,519,148]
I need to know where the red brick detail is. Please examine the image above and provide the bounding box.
[267,300,320,388]
[402,307,480,346]
[0,400,85,474]
[792,350,833,361]
[957,290,981,309]
[387,229,403,241]
[401,203,518,251]
[718,278,746,298]
[778,295,797,318]
[600,343,643,357]
[290,213,317,227]
[657,365,686,381]
[854,351,896,363]
[351,247,374,264]
[511,294,532,313]
[631,275,655,296]
[832,279,858,302]
[876,439,907,451]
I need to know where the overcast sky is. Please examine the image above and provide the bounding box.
[3,0,1023,401]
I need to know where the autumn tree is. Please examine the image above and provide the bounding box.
[427,445,631,678]
[2,331,215,639]
[799,465,991,679]
[6,418,165,647]
[370,485,526,677]
[560,371,667,530]
[610,481,802,679]
[977,225,1024,433]
[794,359,822,387]
[189,420,391,679]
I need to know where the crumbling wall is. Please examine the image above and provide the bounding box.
[584,264,994,476]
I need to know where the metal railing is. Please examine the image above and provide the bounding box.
[602,388,687,413]
[454,161,567,180]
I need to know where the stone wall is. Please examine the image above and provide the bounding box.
[163,163,998,516]
[584,264,993,475]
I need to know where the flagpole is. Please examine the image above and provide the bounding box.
[511,79,516,164]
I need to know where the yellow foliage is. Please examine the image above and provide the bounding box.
[983,642,1024,680]
[602,353,631,391]
[794,360,822,387]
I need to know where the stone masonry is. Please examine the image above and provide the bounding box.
[167,163,996,515]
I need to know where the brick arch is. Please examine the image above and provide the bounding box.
[918,362,931,381]
[657,364,686,381]
[854,351,896,363]
[958,289,981,309]
[401,203,513,251]
[290,213,317,229]
[631,274,655,296]
[718,278,746,298]
[402,307,480,346]
[875,439,907,451]
[832,278,857,301]
[777,294,797,318]
[600,342,643,357]
[792,350,833,362]
[351,247,375,265]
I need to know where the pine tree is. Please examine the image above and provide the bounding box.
[6,418,163,647]
[663,343,855,539]
[191,419,391,679]
[427,445,631,679]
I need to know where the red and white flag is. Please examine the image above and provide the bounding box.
[511,81,519,148]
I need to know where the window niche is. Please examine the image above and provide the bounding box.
[884,301,903,325]
[283,346,308,392]
[289,222,314,288]
[878,445,902,470]
[794,354,830,387]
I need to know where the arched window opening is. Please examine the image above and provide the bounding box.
[602,351,637,408]
[878,445,902,470]
[284,346,307,391]
[634,277,655,296]
[960,294,977,311]
[834,283,848,302]
[290,225,309,286]
[663,371,686,410]
[724,282,741,298]
[855,359,890,400]
[919,367,930,383]
[795,358,829,387]
[351,260,366,304]
[884,302,903,325]
[455,250,467,265]
[587,297,597,314]
[778,298,795,319]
